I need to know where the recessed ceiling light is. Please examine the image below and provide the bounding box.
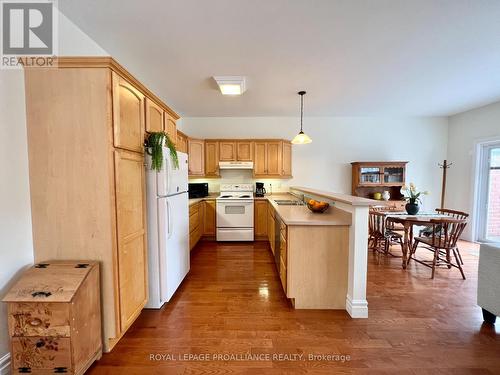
[213,76,246,95]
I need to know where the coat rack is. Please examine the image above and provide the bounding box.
[438,160,453,209]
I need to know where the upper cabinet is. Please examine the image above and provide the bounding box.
[188,138,205,176]
[266,141,282,176]
[254,141,267,175]
[282,141,292,177]
[205,141,219,177]
[218,140,253,161]
[165,114,177,146]
[112,72,145,153]
[254,141,283,177]
[145,98,164,133]
[236,141,253,161]
[186,138,292,179]
[176,131,188,153]
[219,141,236,161]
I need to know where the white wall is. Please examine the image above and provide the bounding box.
[180,117,448,210]
[447,101,500,241]
[0,9,108,367]
[0,69,34,369]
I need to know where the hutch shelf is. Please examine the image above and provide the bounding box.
[351,161,408,209]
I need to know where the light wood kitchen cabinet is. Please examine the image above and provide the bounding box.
[176,131,188,153]
[219,141,236,161]
[165,114,177,145]
[189,202,204,250]
[24,57,180,352]
[145,97,164,133]
[267,141,282,176]
[205,141,220,177]
[188,138,205,176]
[218,140,253,161]
[112,72,145,153]
[279,221,288,294]
[237,141,253,161]
[114,150,148,332]
[254,142,267,175]
[254,141,283,177]
[203,200,216,237]
[267,203,276,254]
[282,141,292,177]
[254,200,268,239]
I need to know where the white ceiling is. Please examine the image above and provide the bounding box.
[59,0,500,117]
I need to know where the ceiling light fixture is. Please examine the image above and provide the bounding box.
[213,76,246,95]
[291,91,312,145]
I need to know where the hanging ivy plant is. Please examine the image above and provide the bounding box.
[144,132,179,171]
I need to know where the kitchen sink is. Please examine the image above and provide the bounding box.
[273,199,305,206]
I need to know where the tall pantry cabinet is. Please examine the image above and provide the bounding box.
[24,57,180,352]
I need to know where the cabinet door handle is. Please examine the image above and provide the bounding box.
[31,291,52,298]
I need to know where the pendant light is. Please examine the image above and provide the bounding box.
[291,91,312,144]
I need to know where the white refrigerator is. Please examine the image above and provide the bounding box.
[145,149,190,308]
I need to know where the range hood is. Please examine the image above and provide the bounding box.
[219,161,254,170]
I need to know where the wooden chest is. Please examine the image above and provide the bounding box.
[2,261,102,374]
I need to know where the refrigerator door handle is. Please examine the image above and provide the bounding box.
[166,199,173,239]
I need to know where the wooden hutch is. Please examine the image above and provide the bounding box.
[351,161,408,209]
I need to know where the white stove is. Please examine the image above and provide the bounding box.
[216,183,254,241]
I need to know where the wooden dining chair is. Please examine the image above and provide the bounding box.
[409,217,467,279]
[368,211,404,260]
[370,205,404,231]
[435,208,469,265]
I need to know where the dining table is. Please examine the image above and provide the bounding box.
[384,212,452,269]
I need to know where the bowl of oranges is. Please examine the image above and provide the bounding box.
[306,199,330,213]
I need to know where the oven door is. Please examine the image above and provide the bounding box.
[216,200,254,228]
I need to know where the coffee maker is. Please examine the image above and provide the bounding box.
[255,182,266,197]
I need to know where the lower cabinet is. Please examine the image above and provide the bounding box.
[254,200,268,239]
[267,204,275,254]
[279,223,288,294]
[189,199,217,250]
[203,199,216,236]
[114,150,148,332]
[189,202,203,250]
[266,203,288,294]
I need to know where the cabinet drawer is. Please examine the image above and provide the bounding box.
[189,209,200,231]
[11,336,72,373]
[190,224,201,250]
[189,203,199,216]
[8,303,70,338]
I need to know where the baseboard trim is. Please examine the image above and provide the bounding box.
[346,295,368,318]
[0,353,10,375]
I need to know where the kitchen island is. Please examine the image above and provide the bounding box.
[287,187,377,318]
[265,194,352,310]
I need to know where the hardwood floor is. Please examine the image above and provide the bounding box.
[88,240,500,374]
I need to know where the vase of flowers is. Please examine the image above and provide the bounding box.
[401,183,428,215]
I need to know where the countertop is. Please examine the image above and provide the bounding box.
[290,186,380,207]
[189,192,351,226]
[188,193,218,206]
[266,194,352,226]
